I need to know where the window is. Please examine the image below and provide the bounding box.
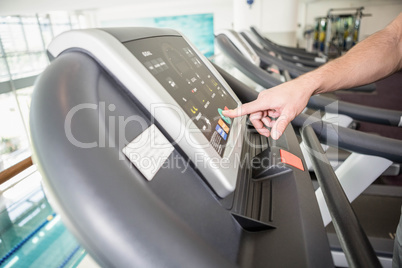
[0,12,83,173]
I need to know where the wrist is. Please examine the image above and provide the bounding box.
[296,71,322,97]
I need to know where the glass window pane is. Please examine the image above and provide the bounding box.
[0,58,9,82]
[70,15,80,29]
[23,23,43,52]
[31,52,48,72]
[0,12,79,172]
[16,86,34,138]
[5,52,47,79]
[0,23,27,54]
[0,91,30,172]
[20,17,36,25]
[51,24,71,37]
[37,15,53,47]
[41,29,53,48]
[8,54,26,78]
[49,12,71,25]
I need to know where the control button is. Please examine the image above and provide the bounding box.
[166,77,178,89]
[144,61,157,74]
[190,106,198,114]
[183,47,194,57]
[190,57,201,67]
[280,149,304,171]
[205,84,213,92]
[211,79,218,87]
[150,59,159,72]
[218,119,229,133]
[215,125,227,140]
[218,108,231,125]
[157,58,168,70]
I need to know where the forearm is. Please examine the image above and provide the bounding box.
[302,13,402,95]
[224,13,402,140]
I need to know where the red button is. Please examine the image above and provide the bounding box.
[224,106,229,110]
[280,149,304,171]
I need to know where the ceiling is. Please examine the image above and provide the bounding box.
[0,0,399,16]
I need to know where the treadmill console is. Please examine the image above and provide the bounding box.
[125,37,238,156]
[47,28,245,197]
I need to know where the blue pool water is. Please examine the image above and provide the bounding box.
[0,187,85,268]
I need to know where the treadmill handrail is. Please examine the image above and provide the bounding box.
[308,95,402,127]
[241,32,376,92]
[240,33,312,77]
[216,34,282,89]
[216,34,402,127]
[293,113,402,163]
[250,26,321,62]
[301,125,382,268]
[215,64,402,163]
[251,26,320,57]
[280,53,324,68]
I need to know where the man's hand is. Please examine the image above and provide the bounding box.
[222,78,314,140]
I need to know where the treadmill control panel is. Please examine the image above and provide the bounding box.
[47,28,243,197]
[125,37,238,156]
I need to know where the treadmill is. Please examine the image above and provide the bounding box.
[214,31,402,267]
[30,28,384,267]
[241,30,377,93]
[250,26,326,68]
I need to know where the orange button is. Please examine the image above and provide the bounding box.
[280,149,304,171]
[218,119,230,133]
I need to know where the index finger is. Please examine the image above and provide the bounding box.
[222,100,267,118]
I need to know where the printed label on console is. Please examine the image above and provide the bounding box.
[122,124,174,181]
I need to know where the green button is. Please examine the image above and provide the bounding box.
[218,108,231,125]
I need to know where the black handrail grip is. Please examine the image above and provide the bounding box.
[279,53,324,68]
[293,113,402,163]
[215,34,282,89]
[241,32,376,92]
[240,32,311,77]
[250,26,320,61]
[301,125,381,268]
[250,26,320,57]
[308,95,402,127]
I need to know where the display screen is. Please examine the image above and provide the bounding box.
[125,36,238,156]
